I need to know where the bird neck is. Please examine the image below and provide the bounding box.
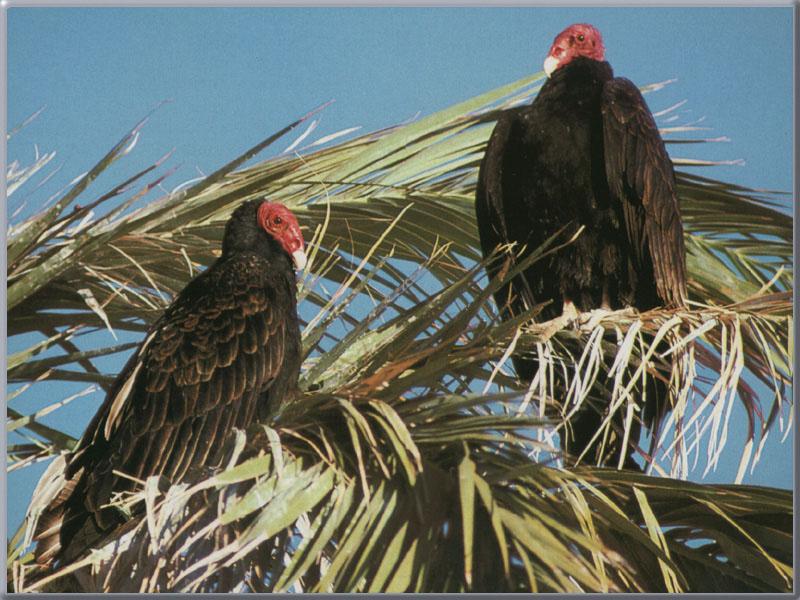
[541,57,613,101]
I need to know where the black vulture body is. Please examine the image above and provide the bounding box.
[476,57,687,467]
[34,200,303,566]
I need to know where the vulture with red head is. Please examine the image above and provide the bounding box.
[33,200,307,566]
[475,24,687,468]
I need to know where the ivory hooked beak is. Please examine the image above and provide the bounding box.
[292,249,308,271]
[543,55,559,78]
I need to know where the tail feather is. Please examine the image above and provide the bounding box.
[643,341,676,468]
[33,517,64,568]
[30,458,100,568]
[31,460,80,567]
[513,331,672,470]
[24,455,66,565]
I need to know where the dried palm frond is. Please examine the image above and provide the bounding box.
[7,70,792,592]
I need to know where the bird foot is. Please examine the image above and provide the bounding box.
[578,307,615,331]
[539,301,580,338]
[561,300,580,326]
[579,306,639,332]
[613,306,639,321]
[547,302,579,335]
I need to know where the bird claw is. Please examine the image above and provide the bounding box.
[560,301,580,329]
[578,306,639,332]
[552,304,640,334]
[578,307,615,331]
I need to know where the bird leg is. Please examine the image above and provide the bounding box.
[601,280,611,311]
[579,281,614,330]
[539,298,579,339]
[561,298,579,324]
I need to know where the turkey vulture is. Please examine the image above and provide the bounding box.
[33,199,306,566]
[475,23,687,468]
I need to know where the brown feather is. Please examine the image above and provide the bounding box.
[32,200,303,567]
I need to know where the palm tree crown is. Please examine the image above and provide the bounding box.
[7,72,793,593]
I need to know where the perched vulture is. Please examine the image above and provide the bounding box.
[475,23,687,467]
[33,200,306,566]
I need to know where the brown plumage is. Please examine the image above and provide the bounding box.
[33,200,306,567]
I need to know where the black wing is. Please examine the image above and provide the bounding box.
[475,109,538,317]
[35,254,296,563]
[601,77,687,307]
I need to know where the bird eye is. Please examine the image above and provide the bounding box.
[273,216,283,226]
[577,34,585,42]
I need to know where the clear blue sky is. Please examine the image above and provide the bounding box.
[6,7,794,536]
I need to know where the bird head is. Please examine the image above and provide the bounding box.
[543,23,605,78]
[257,201,307,271]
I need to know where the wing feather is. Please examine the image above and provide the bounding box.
[601,77,687,306]
[475,109,542,318]
[475,112,515,277]
[195,408,223,466]
[60,256,292,543]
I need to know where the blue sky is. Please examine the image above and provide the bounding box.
[6,7,794,536]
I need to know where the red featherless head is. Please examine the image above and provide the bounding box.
[257,202,307,270]
[544,23,605,78]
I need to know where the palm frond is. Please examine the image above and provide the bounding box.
[14,399,791,592]
[7,71,793,593]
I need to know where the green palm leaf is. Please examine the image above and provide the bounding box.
[7,72,792,593]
